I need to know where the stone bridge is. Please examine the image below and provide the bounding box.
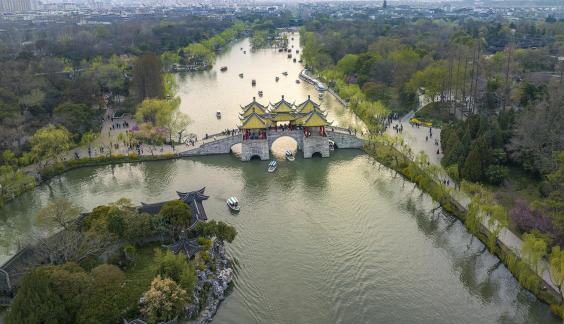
[179,126,364,161]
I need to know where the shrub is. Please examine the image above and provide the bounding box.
[485,164,509,185]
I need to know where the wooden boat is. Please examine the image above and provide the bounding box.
[282,72,288,76]
[258,91,263,97]
[239,73,244,78]
[275,76,279,82]
[252,79,256,86]
[285,150,295,161]
[216,111,221,118]
[227,197,240,212]
[267,160,278,173]
[220,66,228,72]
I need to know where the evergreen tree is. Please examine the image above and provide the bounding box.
[462,143,483,181]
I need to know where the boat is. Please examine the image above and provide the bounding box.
[329,140,335,151]
[285,150,295,161]
[282,72,288,76]
[239,73,244,78]
[267,160,278,173]
[275,76,279,82]
[227,197,240,212]
[258,90,263,97]
[252,79,256,86]
[216,111,221,118]
[220,66,228,72]
[295,79,300,84]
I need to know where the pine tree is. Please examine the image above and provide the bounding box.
[462,144,483,181]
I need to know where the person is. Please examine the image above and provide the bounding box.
[436,149,440,155]
[425,136,428,142]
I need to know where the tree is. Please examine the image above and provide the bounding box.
[549,246,564,307]
[35,197,82,230]
[132,53,164,103]
[521,233,547,274]
[160,200,192,237]
[134,98,178,127]
[5,263,90,324]
[53,102,97,135]
[508,83,563,175]
[141,276,188,322]
[30,124,73,167]
[216,221,237,243]
[77,264,128,323]
[154,249,196,293]
[461,144,483,182]
[166,109,191,143]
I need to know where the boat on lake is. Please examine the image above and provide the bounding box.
[216,111,222,118]
[227,197,240,212]
[220,66,228,72]
[285,150,295,161]
[239,73,244,78]
[267,160,278,173]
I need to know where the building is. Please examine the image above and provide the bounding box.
[0,0,32,13]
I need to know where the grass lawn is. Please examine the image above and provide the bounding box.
[415,102,454,127]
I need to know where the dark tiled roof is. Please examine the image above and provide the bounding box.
[138,188,209,226]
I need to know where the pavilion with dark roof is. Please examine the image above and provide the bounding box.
[137,187,209,226]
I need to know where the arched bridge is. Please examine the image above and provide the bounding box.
[178,126,365,161]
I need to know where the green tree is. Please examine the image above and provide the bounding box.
[160,200,192,236]
[461,144,483,182]
[154,249,196,294]
[53,102,97,135]
[30,124,73,168]
[521,233,547,273]
[549,246,564,307]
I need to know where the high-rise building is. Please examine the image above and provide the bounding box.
[383,0,387,9]
[0,0,32,13]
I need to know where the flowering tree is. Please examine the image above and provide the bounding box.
[141,276,188,322]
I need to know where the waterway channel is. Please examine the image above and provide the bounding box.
[0,34,558,323]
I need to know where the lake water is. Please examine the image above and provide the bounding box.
[0,34,557,323]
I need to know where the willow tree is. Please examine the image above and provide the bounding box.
[521,233,547,274]
[549,246,564,307]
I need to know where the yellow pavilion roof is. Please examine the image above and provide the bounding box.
[299,109,331,127]
[296,95,321,114]
[270,96,295,114]
[241,97,267,116]
[239,112,270,129]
